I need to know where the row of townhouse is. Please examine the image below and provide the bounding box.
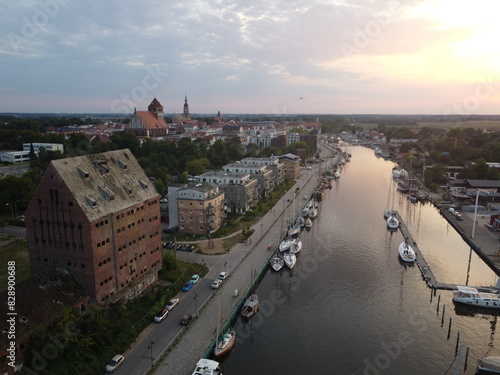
[167,154,301,234]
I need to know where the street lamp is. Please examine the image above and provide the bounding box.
[224,261,227,272]
[14,200,20,219]
[193,293,198,316]
[261,222,263,236]
[5,203,13,221]
[471,188,490,239]
[147,340,154,368]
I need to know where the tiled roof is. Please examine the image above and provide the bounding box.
[135,111,169,130]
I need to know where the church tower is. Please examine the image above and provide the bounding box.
[183,95,191,120]
[148,97,164,120]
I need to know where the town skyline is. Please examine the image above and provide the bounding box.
[1,0,499,115]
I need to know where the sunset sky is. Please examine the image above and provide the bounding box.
[1,0,499,115]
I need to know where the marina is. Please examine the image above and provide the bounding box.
[154,145,500,375]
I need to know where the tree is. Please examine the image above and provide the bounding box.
[473,158,489,179]
[185,158,210,176]
[207,140,229,168]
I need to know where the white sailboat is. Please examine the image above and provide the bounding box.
[387,214,399,229]
[192,359,222,375]
[290,238,302,254]
[270,251,284,271]
[304,217,313,229]
[283,250,296,269]
[398,239,416,262]
[296,216,305,228]
[214,295,236,358]
[453,286,500,309]
[279,237,293,252]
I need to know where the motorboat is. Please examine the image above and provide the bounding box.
[477,356,500,373]
[384,208,392,219]
[290,238,302,254]
[399,168,408,179]
[398,240,416,262]
[241,293,259,319]
[270,252,284,271]
[453,286,500,309]
[283,250,297,269]
[387,215,399,229]
[279,238,293,252]
[192,358,222,375]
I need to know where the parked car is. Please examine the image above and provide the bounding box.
[154,308,169,323]
[455,213,464,221]
[105,354,124,373]
[211,279,222,289]
[190,274,200,284]
[180,314,192,326]
[165,298,179,311]
[182,281,194,292]
[218,271,228,280]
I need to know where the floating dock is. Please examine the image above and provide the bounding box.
[393,211,463,291]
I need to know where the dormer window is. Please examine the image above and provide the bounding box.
[139,180,148,190]
[77,167,89,179]
[85,196,97,208]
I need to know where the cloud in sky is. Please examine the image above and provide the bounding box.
[0,0,499,114]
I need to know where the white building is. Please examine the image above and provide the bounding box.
[23,143,64,154]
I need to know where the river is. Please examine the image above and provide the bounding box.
[221,145,500,375]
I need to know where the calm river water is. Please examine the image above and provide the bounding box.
[222,145,500,375]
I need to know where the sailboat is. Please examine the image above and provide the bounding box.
[283,250,297,269]
[279,237,293,252]
[296,216,305,228]
[290,238,302,254]
[270,251,284,271]
[387,214,399,230]
[304,217,313,229]
[399,239,416,262]
[241,269,259,320]
[214,295,236,358]
[241,293,259,319]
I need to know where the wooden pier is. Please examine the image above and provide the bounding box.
[393,211,458,291]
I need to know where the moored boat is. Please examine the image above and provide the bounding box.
[192,358,222,375]
[387,215,399,229]
[304,217,313,229]
[453,286,500,309]
[283,250,297,269]
[288,224,300,237]
[214,329,236,358]
[477,355,500,373]
[279,238,293,252]
[290,238,302,254]
[270,252,284,271]
[398,240,416,262]
[241,294,259,319]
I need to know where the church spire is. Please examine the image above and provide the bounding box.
[183,95,191,120]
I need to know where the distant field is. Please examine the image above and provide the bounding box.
[354,121,500,129]
[417,121,500,129]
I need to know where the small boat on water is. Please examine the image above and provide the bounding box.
[279,238,293,252]
[270,252,284,271]
[192,358,222,375]
[477,356,500,373]
[392,167,400,179]
[241,293,259,319]
[296,216,305,228]
[283,250,297,269]
[384,208,392,219]
[290,238,302,254]
[387,215,399,229]
[309,206,318,219]
[304,217,313,229]
[288,224,300,237]
[453,286,500,309]
[301,207,309,217]
[214,328,235,358]
[398,240,416,262]
[397,182,409,193]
